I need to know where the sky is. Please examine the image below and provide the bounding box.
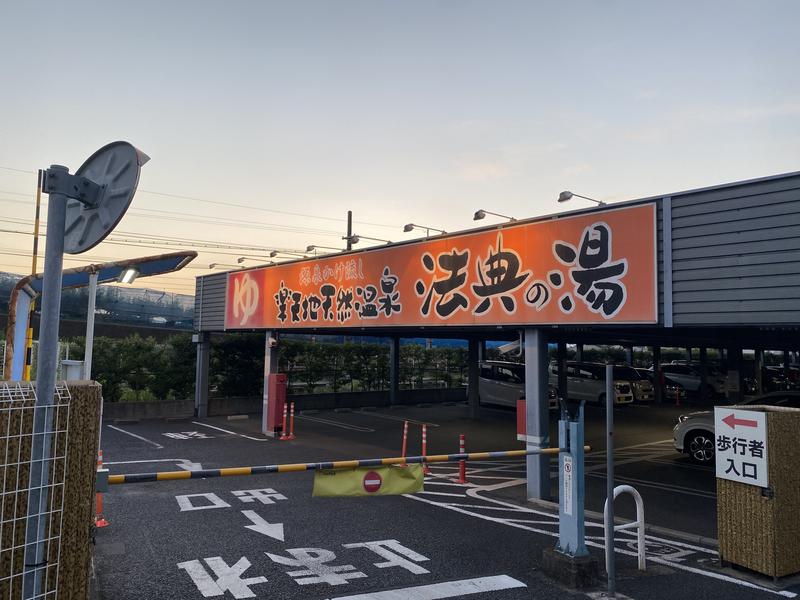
[1,1,799,296]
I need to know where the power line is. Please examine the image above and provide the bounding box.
[0,164,396,229]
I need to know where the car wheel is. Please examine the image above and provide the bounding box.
[686,431,714,463]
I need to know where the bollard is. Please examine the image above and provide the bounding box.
[422,424,431,475]
[279,404,290,441]
[675,385,681,407]
[457,434,467,484]
[401,420,409,459]
[95,450,110,528]
[287,402,296,440]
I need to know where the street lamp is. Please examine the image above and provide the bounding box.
[344,234,392,245]
[269,250,306,258]
[557,191,606,206]
[237,256,275,265]
[403,223,446,237]
[305,245,345,254]
[117,267,140,284]
[208,263,243,269]
[473,209,516,222]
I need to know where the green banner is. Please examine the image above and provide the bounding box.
[313,464,424,497]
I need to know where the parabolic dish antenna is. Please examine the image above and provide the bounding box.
[63,141,149,254]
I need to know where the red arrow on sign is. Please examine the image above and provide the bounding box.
[722,413,758,430]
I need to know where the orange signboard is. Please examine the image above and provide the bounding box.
[225,204,657,330]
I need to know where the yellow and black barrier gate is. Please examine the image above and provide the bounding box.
[100,447,591,488]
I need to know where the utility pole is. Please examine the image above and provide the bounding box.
[346,210,353,251]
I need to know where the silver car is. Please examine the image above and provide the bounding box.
[478,361,558,410]
[672,391,800,463]
[549,361,634,405]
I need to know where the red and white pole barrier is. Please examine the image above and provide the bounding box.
[422,424,431,475]
[95,450,110,528]
[287,402,296,440]
[279,403,290,440]
[457,433,467,484]
[401,420,409,459]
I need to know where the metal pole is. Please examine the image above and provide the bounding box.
[24,170,44,382]
[23,165,68,598]
[605,362,615,596]
[346,210,353,251]
[83,271,98,379]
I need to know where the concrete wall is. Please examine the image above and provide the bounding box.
[102,399,194,421]
[103,387,466,420]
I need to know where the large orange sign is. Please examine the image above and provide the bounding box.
[225,204,657,330]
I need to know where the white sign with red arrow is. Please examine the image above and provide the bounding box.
[714,407,768,488]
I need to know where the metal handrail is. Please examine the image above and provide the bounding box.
[604,484,646,572]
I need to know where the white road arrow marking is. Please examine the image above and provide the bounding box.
[241,510,285,542]
[177,460,204,471]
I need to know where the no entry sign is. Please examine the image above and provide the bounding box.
[714,408,768,488]
[363,471,382,493]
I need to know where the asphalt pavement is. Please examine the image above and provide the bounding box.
[93,401,800,599]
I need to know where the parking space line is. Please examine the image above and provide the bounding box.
[404,495,796,598]
[587,472,716,499]
[326,575,527,600]
[191,421,269,441]
[104,458,203,471]
[295,415,376,432]
[418,491,467,498]
[107,425,164,449]
[362,412,440,427]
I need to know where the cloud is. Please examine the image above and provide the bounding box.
[457,162,511,182]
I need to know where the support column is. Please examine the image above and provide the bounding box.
[699,346,708,399]
[389,336,400,406]
[468,339,480,418]
[727,347,743,403]
[194,332,210,418]
[525,328,550,501]
[575,344,584,362]
[754,349,764,395]
[686,347,693,361]
[556,341,567,402]
[261,331,278,435]
[478,339,487,363]
[784,350,791,381]
[625,346,634,366]
[652,346,662,404]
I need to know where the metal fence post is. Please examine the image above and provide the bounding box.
[23,165,68,598]
[605,362,615,596]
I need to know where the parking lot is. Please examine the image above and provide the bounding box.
[94,401,799,599]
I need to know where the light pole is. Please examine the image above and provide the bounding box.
[208,263,243,270]
[403,223,446,237]
[473,209,516,222]
[557,191,606,206]
[269,250,307,259]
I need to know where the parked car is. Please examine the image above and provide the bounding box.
[478,361,558,410]
[548,361,634,405]
[669,361,728,395]
[615,365,654,402]
[635,367,686,401]
[673,391,800,463]
[656,364,717,400]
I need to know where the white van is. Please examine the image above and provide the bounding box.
[478,361,558,410]
[548,361,634,405]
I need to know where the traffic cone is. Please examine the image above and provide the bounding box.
[95,450,110,528]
